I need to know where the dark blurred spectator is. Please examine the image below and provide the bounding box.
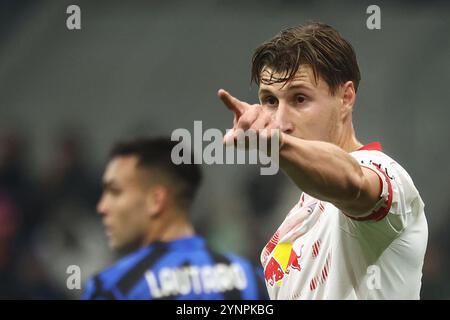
[43,131,100,210]
[0,191,21,298]
[0,130,61,298]
[32,129,112,298]
[245,171,286,219]
[0,132,40,243]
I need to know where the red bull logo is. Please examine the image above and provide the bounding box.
[264,243,302,286]
[264,257,285,286]
[286,249,302,273]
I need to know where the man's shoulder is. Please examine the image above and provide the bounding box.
[350,148,416,188]
[104,247,154,279]
[349,147,425,235]
[83,245,159,298]
[350,148,395,166]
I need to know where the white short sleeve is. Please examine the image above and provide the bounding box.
[349,150,422,234]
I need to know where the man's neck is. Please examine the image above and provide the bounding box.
[159,217,196,242]
[143,211,195,245]
[337,121,363,153]
[341,136,363,153]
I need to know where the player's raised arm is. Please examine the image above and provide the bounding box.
[278,135,383,218]
[218,88,382,218]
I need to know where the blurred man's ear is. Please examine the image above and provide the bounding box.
[340,81,356,119]
[146,185,168,217]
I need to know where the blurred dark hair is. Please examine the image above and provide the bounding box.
[251,22,361,94]
[110,137,202,210]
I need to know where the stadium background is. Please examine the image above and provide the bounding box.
[0,0,449,299]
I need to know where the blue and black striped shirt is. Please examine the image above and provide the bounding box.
[83,236,268,300]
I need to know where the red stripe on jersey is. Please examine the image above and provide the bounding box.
[321,255,330,284]
[312,240,321,258]
[319,202,325,212]
[264,231,280,256]
[310,278,317,291]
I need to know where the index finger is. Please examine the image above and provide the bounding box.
[217,89,247,117]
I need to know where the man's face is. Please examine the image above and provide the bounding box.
[97,155,150,251]
[258,65,346,144]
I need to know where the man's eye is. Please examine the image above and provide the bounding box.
[296,95,306,104]
[106,188,121,196]
[263,96,277,106]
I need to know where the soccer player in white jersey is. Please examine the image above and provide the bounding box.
[217,22,428,299]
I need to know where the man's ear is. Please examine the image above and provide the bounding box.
[145,185,168,218]
[340,81,356,119]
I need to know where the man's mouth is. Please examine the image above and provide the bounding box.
[103,222,113,237]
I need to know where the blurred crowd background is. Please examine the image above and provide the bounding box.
[0,0,449,299]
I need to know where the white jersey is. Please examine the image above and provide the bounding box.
[261,142,428,300]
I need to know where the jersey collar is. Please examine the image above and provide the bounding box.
[357,141,382,151]
[152,235,206,251]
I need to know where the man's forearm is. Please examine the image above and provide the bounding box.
[279,134,364,204]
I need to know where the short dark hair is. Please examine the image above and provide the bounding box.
[251,22,361,94]
[110,137,202,210]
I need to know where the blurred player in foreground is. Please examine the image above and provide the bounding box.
[83,137,267,300]
[218,22,427,299]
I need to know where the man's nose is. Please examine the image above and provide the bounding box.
[275,103,295,134]
[97,196,107,216]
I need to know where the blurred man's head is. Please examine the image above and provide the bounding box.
[251,22,361,149]
[97,137,202,251]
